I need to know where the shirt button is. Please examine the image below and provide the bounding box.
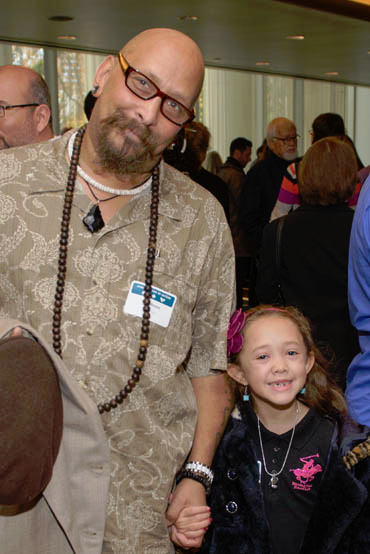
[225,501,238,514]
[91,464,104,473]
[227,468,238,480]
[92,278,98,285]
[86,328,93,336]
[272,458,277,464]
[273,447,280,452]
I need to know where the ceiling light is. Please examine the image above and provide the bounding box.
[325,71,339,76]
[350,0,370,5]
[256,61,270,66]
[286,35,305,40]
[178,15,199,21]
[49,16,74,22]
[57,35,77,41]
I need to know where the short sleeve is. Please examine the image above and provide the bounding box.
[186,212,235,378]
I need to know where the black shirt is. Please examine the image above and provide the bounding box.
[244,403,334,554]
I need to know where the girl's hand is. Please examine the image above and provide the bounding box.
[169,505,212,549]
[166,480,212,550]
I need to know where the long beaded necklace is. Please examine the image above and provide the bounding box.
[53,124,160,414]
[257,401,299,489]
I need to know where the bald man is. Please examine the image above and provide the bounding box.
[0,29,234,553]
[239,117,299,256]
[0,65,53,149]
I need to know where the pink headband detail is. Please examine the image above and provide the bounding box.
[227,309,247,357]
[227,307,288,357]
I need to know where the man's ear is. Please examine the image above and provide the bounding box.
[227,363,248,386]
[34,104,51,135]
[94,55,115,97]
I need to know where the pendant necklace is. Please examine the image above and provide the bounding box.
[53,124,160,414]
[82,181,119,233]
[257,401,299,489]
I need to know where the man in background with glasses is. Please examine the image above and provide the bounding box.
[238,117,298,304]
[0,65,53,149]
[0,28,234,554]
[239,117,298,254]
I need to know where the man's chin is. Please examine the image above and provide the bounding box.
[283,151,298,161]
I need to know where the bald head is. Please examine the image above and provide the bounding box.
[266,117,298,161]
[0,65,53,150]
[122,28,204,105]
[87,28,205,177]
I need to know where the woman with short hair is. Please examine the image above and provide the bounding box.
[256,137,359,390]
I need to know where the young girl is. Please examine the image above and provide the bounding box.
[173,305,370,553]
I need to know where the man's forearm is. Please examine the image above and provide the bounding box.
[188,372,235,464]
[166,372,234,548]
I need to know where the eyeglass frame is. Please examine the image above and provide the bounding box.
[0,103,40,118]
[272,134,300,144]
[117,53,195,126]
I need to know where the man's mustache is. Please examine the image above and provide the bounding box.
[100,112,153,147]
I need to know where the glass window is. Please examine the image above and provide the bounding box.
[264,75,294,123]
[57,50,105,131]
[200,67,259,162]
[0,43,44,74]
[303,79,346,152]
[12,45,44,75]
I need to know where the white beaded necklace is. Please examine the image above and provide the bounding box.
[67,131,152,196]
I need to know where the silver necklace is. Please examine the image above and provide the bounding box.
[257,401,299,489]
[67,131,152,196]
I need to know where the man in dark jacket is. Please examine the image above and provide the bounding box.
[218,137,252,307]
[239,117,299,255]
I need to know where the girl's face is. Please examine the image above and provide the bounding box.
[229,314,314,411]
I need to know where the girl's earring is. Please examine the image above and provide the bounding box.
[300,386,306,395]
[243,385,249,402]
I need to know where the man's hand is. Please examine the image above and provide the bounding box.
[166,479,210,549]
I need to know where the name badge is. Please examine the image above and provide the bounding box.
[124,280,177,328]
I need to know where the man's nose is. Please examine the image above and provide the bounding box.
[136,96,162,126]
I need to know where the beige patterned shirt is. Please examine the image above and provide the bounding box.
[0,132,235,553]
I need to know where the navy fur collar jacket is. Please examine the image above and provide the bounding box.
[200,404,370,554]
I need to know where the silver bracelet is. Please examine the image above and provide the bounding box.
[184,461,214,483]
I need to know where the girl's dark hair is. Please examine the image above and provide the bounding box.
[240,305,347,417]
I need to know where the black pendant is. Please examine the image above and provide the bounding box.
[83,204,104,233]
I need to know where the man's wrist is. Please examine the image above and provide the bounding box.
[177,460,214,495]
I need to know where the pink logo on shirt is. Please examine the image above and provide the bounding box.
[289,454,322,491]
